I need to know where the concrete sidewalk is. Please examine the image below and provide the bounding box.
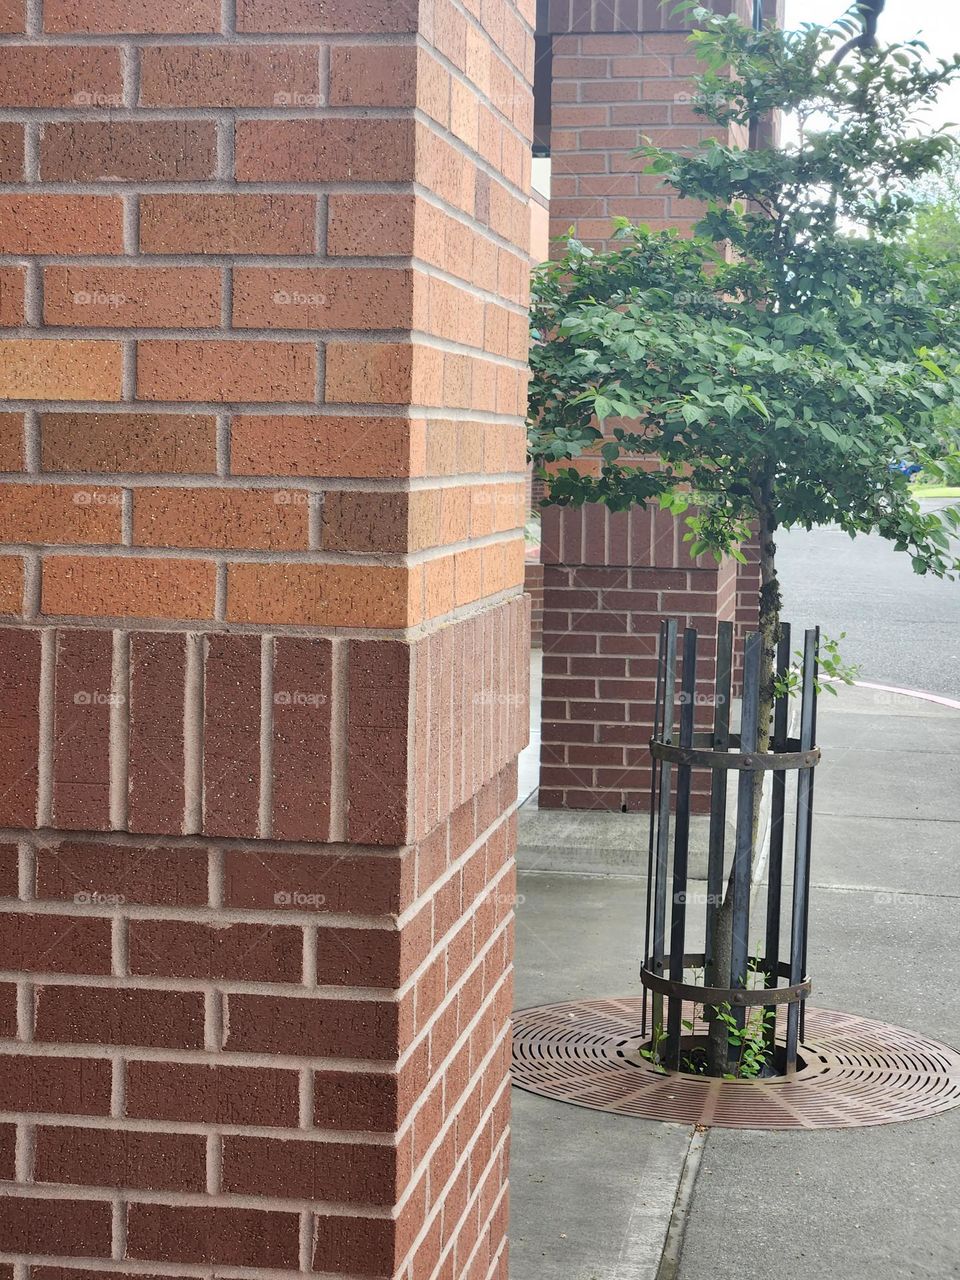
[509,675,960,1280]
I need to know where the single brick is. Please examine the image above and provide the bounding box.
[0,340,123,401]
[0,123,23,181]
[236,0,419,32]
[314,923,409,987]
[226,563,416,628]
[41,555,217,621]
[51,628,113,831]
[0,196,123,254]
[34,1127,207,1193]
[0,46,123,107]
[0,0,24,33]
[0,412,22,468]
[35,985,206,1049]
[139,194,315,255]
[40,121,217,182]
[0,1123,13,1178]
[0,266,25,327]
[0,1196,111,1257]
[312,1213,410,1277]
[0,1054,111,1114]
[235,119,416,182]
[324,341,428,406]
[32,1272,173,1280]
[327,194,418,257]
[0,981,15,1035]
[0,913,112,975]
[348,640,411,846]
[230,415,420,479]
[313,1066,404,1132]
[320,490,411,554]
[125,1060,301,1127]
[223,992,408,1058]
[202,634,261,838]
[0,557,21,613]
[222,1134,401,1203]
[133,486,308,550]
[0,629,39,827]
[42,412,217,474]
[44,0,221,33]
[0,842,17,895]
[126,1205,299,1268]
[136,340,317,403]
[43,266,222,329]
[0,483,121,545]
[128,920,303,983]
[139,43,320,107]
[35,839,208,908]
[271,636,332,841]
[328,44,421,109]
[222,847,412,917]
[128,632,187,835]
[232,266,414,331]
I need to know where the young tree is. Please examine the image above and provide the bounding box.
[528,5,960,1073]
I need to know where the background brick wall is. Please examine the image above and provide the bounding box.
[547,27,748,246]
[534,0,773,810]
[0,1,534,1277]
[539,505,734,812]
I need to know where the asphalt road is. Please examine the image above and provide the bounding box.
[777,499,960,701]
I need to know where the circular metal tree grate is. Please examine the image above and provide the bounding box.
[512,998,960,1130]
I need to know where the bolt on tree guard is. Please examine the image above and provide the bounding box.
[642,618,821,1075]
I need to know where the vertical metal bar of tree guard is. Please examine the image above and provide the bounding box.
[799,626,820,1042]
[704,622,733,984]
[786,628,818,1067]
[764,625,792,1050]
[666,627,698,1069]
[730,632,762,1047]
[643,619,668,1039]
[651,618,678,1042]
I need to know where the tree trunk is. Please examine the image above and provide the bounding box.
[705,495,780,1077]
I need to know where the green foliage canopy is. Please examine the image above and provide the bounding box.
[528,5,960,575]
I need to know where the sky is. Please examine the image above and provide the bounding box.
[785,1,960,129]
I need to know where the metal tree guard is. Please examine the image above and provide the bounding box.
[641,619,821,1075]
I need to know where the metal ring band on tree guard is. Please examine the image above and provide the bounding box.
[650,736,821,772]
[640,953,812,1008]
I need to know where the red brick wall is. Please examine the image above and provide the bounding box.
[536,0,767,810]
[0,2,533,1276]
[548,29,746,246]
[539,505,735,812]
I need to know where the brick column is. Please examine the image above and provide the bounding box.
[0,3,533,1278]
[537,0,768,810]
